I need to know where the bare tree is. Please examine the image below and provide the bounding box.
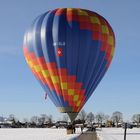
[132,114,140,127]
[38,114,48,124]
[96,112,105,126]
[8,114,15,121]
[0,116,4,122]
[78,110,87,122]
[8,114,18,123]
[87,112,94,123]
[30,116,38,124]
[104,115,110,122]
[23,118,29,123]
[111,111,123,127]
[47,115,53,123]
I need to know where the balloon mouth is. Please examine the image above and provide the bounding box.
[57,107,78,122]
[68,113,78,122]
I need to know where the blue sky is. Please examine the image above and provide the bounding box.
[0,0,140,121]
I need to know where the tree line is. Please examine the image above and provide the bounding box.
[0,111,140,128]
[77,110,140,128]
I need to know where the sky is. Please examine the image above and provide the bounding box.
[0,0,140,121]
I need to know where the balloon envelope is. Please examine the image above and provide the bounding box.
[23,8,115,122]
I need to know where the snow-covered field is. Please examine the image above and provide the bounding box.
[97,128,140,140]
[0,128,82,140]
[1,127,139,140]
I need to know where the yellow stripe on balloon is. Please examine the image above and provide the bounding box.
[108,36,114,46]
[34,65,41,72]
[67,8,73,12]
[51,76,59,84]
[102,25,109,34]
[76,101,81,107]
[74,95,79,101]
[28,61,34,68]
[42,70,49,78]
[78,9,88,16]
[68,89,74,95]
[90,17,100,24]
[111,47,115,57]
[61,83,67,90]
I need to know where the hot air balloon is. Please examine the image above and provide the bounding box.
[23,8,115,122]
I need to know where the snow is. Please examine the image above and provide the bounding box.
[1,127,139,140]
[0,128,82,140]
[97,128,140,140]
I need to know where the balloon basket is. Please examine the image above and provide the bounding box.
[66,129,73,134]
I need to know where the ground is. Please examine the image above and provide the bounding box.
[97,128,140,140]
[0,128,140,140]
[0,128,79,140]
[77,131,98,140]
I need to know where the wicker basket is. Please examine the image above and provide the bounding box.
[67,129,73,134]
